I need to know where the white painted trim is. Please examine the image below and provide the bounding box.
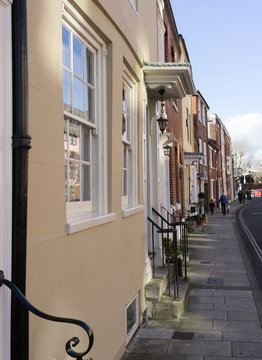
[0,0,12,7]
[128,0,139,16]
[126,292,139,345]
[63,6,108,218]
[66,213,116,234]
[122,205,144,218]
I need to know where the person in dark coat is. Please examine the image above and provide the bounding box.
[209,199,215,215]
[238,190,242,203]
[242,191,246,204]
[219,194,228,215]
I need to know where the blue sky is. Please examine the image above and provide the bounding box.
[170,0,262,160]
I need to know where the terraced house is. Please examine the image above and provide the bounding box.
[0,1,234,360]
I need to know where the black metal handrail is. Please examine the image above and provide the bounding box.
[147,215,180,299]
[172,221,188,280]
[161,206,173,224]
[152,207,172,227]
[147,216,161,277]
[152,208,188,281]
[0,270,94,359]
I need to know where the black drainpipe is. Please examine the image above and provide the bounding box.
[11,0,31,359]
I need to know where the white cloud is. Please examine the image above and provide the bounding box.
[224,113,262,161]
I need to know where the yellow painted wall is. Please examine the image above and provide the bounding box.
[26,0,158,359]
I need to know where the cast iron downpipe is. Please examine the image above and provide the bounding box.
[11,0,31,359]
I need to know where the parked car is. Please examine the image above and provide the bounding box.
[254,189,262,197]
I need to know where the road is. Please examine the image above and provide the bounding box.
[237,198,262,286]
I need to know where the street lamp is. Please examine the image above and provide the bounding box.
[156,89,168,133]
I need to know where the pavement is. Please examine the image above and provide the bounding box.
[122,199,262,360]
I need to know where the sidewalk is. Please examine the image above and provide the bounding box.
[123,200,262,359]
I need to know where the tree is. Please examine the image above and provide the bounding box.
[232,138,253,175]
[232,138,262,184]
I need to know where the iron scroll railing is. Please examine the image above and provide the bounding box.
[0,270,94,360]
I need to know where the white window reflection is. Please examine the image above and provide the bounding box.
[62,25,95,123]
[73,35,84,79]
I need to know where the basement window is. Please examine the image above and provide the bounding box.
[126,293,139,344]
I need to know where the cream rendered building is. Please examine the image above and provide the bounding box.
[0,1,12,360]
[1,1,195,359]
[25,0,161,359]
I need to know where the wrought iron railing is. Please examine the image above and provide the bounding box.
[0,270,94,360]
[147,216,162,277]
[147,213,179,299]
[157,228,179,299]
[152,208,188,281]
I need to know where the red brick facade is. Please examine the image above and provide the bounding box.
[163,0,185,216]
[192,91,209,209]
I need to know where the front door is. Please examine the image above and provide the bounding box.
[0,2,12,359]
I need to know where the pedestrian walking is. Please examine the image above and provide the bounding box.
[242,191,246,204]
[238,190,242,203]
[209,199,215,215]
[219,193,228,215]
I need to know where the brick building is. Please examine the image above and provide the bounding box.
[192,90,209,210]
[208,114,223,207]
[163,0,185,216]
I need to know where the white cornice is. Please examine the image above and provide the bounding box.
[144,62,195,101]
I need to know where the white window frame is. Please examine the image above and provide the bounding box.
[209,147,213,168]
[202,104,206,126]
[198,98,201,122]
[122,66,139,215]
[227,156,231,174]
[63,1,114,232]
[203,141,207,166]
[129,0,138,14]
[210,179,214,200]
[199,138,203,164]
[126,293,139,344]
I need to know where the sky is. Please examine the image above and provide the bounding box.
[170,0,262,162]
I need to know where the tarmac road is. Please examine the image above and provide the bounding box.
[237,198,262,288]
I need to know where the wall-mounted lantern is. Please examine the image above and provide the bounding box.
[163,144,171,157]
[156,89,168,134]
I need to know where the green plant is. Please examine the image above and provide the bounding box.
[198,192,205,199]
[162,237,182,263]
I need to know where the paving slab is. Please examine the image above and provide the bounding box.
[187,303,214,310]
[222,330,262,342]
[183,309,227,320]
[214,301,257,311]
[136,328,174,339]
[188,296,225,304]
[191,330,222,341]
[214,289,253,298]
[228,310,259,321]
[126,339,169,354]
[178,318,213,331]
[213,319,261,332]
[167,339,231,356]
[232,341,262,357]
